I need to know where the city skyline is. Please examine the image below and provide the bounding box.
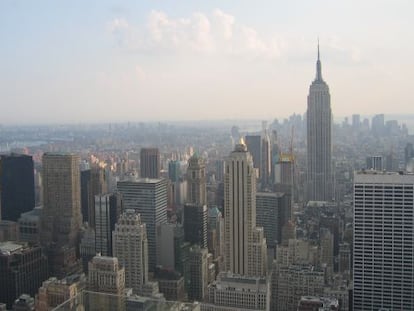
[1,1,414,124]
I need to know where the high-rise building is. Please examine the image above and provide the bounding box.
[95,193,122,256]
[140,148,160,179]
[306,44,333,202]
[245,135,261,173]
[88,166,108,228]
[40,153,82,249]
[353,171,414,310]
[113,210,148,294]
[117,178,167,272]
[18,207,41,244]
[168,160,181,183]
[352,114,360,130]
[260,123,271,188]
[365,155,384,171]
[87,255,125,311]
[371,114,385,136]
[187,245,209,301]
[40,153,82,277]
[0,154,35,221]
[256,192,288,248]
[0,242,48,309]
[183,203,208,248]
[224,140,267,277]
[187,154,207,206]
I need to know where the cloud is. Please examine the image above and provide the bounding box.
[108,9,283,59]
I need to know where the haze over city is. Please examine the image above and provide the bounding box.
[1,0,414,124]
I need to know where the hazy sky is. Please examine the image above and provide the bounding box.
[1,0,413,124]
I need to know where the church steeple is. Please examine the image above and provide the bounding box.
[316,40,323,82]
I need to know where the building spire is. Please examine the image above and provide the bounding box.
[316,39,323,82]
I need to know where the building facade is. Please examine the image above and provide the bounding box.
[224,140,267,277]
[117,178,167,272]
[0,242,48,309]
[0,154,35,221]
[113,210,148,294]
[140,148,160,179]
[353,172,414,310]
[306,45,333,202]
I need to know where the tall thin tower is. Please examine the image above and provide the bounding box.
[224,139,267,276]
[306,43,333,202]
[41,153,81,248]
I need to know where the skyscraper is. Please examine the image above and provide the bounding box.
[224,139,267,277]
[186,154,207,206]
[260,122,271,189]
[140,148,160,179]
[353,171,414,310]
[40,153,82,248]
[306,44,333,202]
[113,210,148,294]
[117,178,167,272]
[0,241,48,309]
[94,193,122,256]
[0,154,35,221]
[183,202,208,248]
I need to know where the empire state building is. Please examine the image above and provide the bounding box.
[306,44,333,202]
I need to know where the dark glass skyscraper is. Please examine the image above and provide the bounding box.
[306,44,333,202]
[140,148,160,179]
[0,154,35,221]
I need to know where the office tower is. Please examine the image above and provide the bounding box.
[41,153,82,248]
[117,177,167,272]
[270,130,280,184]
[224,140,267,277]
[88,166,108,228]
[338,242,351,274]
[306,44,333,202]
[256,192,288,247]
[204,272,270,311]
[260,123,271,188]
[187,245,209,301]
[245,135,261,172]
[79,228,96,273]
[113,210,148,294]
[36,274,86,311]
[140,148,160,178]
[352,114,360,130]
[215,160,225,183]
[18,207,41,244]
[87,255,125,311]
[365,155,384,171]
[320,228,334,278]
[156,223,189,274]
[40,153,82,277]
[80,168,91,223]
[183,203,208,248]
[0,154,35,221]
[0,242,48,309]
[405,142,414,167]
[168,160,181,182]
[371,113,385,136]
[95,193,122,256]
[207,206,224,264]
[353,171,414,310]
[187,154,207,205]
